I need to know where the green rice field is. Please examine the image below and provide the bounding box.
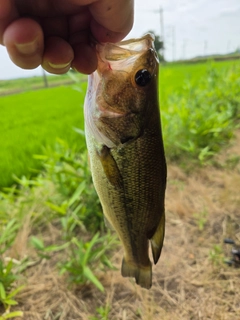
[0,84,87,187]
[159,59,237,103]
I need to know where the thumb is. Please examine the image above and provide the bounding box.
[89,0,134,43]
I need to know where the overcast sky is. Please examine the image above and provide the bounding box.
[0,0,239,80]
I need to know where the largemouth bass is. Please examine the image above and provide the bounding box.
[84,34,167,289]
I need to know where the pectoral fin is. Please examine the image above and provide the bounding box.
[97,145,123,188]
[150,211,165,264]
[103,215,114,230]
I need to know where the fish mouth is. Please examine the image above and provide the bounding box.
[96,33,155,72]
[91,33,156,119]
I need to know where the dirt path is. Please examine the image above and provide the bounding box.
[11,131,240,320]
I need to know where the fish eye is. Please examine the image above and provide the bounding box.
[135,69,152,87]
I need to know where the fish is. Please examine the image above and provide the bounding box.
[84,34,167,289]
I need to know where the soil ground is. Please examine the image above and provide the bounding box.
[7,131,240,320]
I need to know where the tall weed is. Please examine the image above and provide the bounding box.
[34,138,104,233]
[0,134,117,296]
[161,64,240,165]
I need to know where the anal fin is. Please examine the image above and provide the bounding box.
[121,258,152,289]
[150,211,165,264]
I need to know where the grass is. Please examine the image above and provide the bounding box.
[0,71,86,95]
[0,140,117,317]
[161,62,240,164]
[0,85,87,187]
[0,58,240,318]
[1,128,240,319]
[159,59,238,104]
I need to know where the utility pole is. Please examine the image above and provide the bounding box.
[182,40,187,60]
[227,40,231,52]
[151,6,165,60]
[159,6,164,61]
[172,26,176,61]
[204,40,208,56]
[42,68,48,88]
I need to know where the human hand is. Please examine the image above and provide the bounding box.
[0,0,134,74]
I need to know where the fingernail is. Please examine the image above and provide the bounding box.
[48,61,71,69]
[15,39,38,55]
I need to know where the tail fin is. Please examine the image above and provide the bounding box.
[121,258,152,289]
[150,211,165,264]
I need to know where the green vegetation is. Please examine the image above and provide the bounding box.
[0,71,86,95]
[0,59,239,317]
[1,59,239,188]
[209,244,224,266]
[0,85,87,187]
[0,140,118,317]
[90,303,111,320]
[0,260,24,319]
[193,209,208,231]
[161,63,240,165]
[159,59,238,103]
